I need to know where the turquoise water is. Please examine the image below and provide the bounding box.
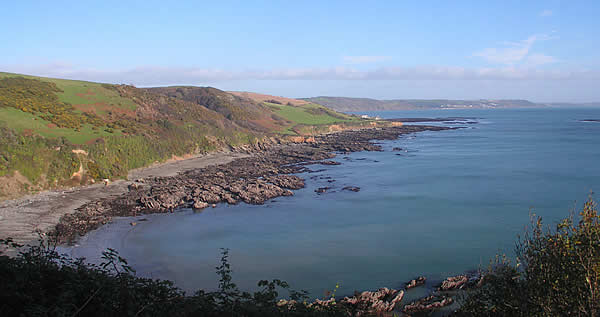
[64,108,600,297]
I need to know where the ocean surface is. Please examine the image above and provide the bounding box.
[62,108,600,298]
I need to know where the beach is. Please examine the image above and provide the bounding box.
[0,151,250,246]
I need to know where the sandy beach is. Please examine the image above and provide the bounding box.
[0,151,249,246]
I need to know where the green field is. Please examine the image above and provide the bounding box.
[0,72,137,116]
[0,107,119,144]
[265,102,357,134]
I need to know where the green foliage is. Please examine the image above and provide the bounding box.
[0,74,261,198]
[0,125,78,183]
[0,241,347,316]
[84,132,211,180]
[0,77,104,129]
[266,103,352,126]
[0,72,347,199]
[458,195,600,316]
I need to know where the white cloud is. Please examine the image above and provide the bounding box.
[2,63,599,86]
[474,34,558,66]
[540,9,553,17]
[342,56,390,64]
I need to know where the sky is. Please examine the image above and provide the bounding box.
[1,0,599,102]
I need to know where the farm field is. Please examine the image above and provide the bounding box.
[265,102,358,133]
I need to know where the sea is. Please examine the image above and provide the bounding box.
[61,108,600,299]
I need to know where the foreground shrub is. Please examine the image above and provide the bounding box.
[458,196,600,316]
[0,241,347,316]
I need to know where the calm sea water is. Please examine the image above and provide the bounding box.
[63,108,600,297]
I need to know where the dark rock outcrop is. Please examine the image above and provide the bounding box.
[315,187,331,194]
[403,295,453,314]
[405,276,426,289]
[439,275,469,291]
[319,160,341,165]
[52,125,451,243]
[343,288,405,315]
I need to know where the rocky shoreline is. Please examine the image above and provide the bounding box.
[276,273,482,316]
[49,123,487,316]
[52,125,451,244]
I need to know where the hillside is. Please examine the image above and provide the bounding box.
[302,96,543,111]
[146,86,288,132]
[0,72,366,200]
[228,91,308,106]
[224,91,360,134]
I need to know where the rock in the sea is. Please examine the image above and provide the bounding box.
[319,160,341,165]
[310,298,336,307]
[315,187,331,194]
[405,276,426,289]
[403,295,453,314]
[193,200,209,210]
[342,186,360,192]
[439,275,468,290]
[51,125,453,243]
[392,147,403,151]
[342,287,404,314]
[277,299,298,309]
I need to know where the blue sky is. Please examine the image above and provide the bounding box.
[2,0,599,102]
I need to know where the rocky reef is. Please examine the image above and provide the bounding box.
[53,125,450,244]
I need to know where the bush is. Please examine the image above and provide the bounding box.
[0,240,347,317]
[0,77,104,129]
[458,195,600,316]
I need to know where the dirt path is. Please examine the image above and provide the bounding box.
[0,151,249,246]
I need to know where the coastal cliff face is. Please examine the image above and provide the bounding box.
[0,72,375,201]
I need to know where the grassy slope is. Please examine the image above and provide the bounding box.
[146,86,285,133]
[0,72,256,198]
[264,102,358,134]
[0,72,136,111]
[0,107,116,144]
[147,86,363,135]
[0,72,134,144]
[0,72,367,199]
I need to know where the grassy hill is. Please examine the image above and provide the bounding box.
[228,91,309,106]
[264,102,358,134]
[0,72,366,200]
